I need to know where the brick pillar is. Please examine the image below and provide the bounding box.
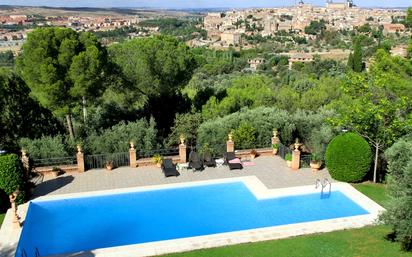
[179,143,187,163]
[227,133,234,152]
[291,139,301,170]
[129,142,137,168]
[76,145,85,173]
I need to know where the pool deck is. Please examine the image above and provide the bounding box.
[31,156,332,198]
[2,156,379,257]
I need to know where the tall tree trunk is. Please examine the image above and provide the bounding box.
[373,144,379,183]
[82,96,87,124]
[66,114,75,141]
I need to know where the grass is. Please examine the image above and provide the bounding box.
[163,225,411,257]
[0,212,5,227]
[161,182,412,257]
[352,182,390,208]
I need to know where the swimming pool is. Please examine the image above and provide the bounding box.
[15,179,372,257]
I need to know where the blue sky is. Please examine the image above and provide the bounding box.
[0,0,410,9]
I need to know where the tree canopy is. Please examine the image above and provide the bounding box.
[17,27,109,139]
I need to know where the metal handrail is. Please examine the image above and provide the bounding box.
[32,156,77,167]
[315,178,332,197]
[21,249,27,257]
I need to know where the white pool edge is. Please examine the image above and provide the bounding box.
[0,176,385,257]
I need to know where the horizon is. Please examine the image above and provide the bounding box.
[0,0,410,9]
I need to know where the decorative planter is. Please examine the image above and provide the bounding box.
[156,163,162,168]
[106,163,113,171]
[273,149,278,155]
[286,160,292,167]
[51,171,59,177]
[250,154,256,160]
[310,161,322,171]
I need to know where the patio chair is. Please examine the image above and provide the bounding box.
[189,150,204,171]
[224,152,243,170]
[203,152,216,167]
[161,158,180,177]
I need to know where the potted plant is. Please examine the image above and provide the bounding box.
[310,153,323,171]
[152,154,163,168]
[51,166,60,177]
[106,160,113,171]
[250,149,258,160]
[285,153,292,167]
[272,143,279,155]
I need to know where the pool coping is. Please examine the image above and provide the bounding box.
[0,176,385,257]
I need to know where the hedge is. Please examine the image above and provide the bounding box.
[325,132,372,182]
[19,135,69,159]
[197,107,335,155]
[0,154,25,203]
[86,118,157,154]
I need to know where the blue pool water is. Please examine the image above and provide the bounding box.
[16,182,368,257]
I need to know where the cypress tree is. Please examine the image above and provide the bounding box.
[353,40,363,72]
[347,52,354,70]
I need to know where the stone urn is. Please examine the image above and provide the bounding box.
[310,161,322,171]
[106,161,113,171]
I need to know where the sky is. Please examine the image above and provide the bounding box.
[0,0,410,9]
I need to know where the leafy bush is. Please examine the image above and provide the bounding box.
[232,123,257,150]
[197,107,294,155]
[19,135,70,159]
[166,112,203,147]
[307,124,336,161]
[201,74,276,119]
[0,154,25,203]
[285,153,292,161]
[197,107,335,155]
[86,118,157,154]
[325,132,372,182]
[380,137,412,251]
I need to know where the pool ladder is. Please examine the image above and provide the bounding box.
[315,178,331,198]
[20,247,40,257]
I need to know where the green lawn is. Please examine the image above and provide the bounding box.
[352,182,390,208]
[0,212,5,227]
[162,182,412,257]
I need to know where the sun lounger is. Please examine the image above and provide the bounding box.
[189,151,204,171]
[224,152,243,170]
[203,152,216,167]
[161,159,180,177]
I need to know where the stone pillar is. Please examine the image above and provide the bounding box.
[76,145,85,173]
[271,129,280,155]
[179,135,187,163]
[291,139,301,170]
[21,149,30,177]
[129,142,137,168]
[227,133,234,153]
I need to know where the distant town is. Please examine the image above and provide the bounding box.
[0,0,410,61]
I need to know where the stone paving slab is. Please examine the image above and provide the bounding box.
[32,156,332,198]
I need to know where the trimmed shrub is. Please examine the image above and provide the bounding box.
[0,154,25,203]
[19,135,69,159]
[325,132,372,182]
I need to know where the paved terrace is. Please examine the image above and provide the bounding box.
[32,156,332,198]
